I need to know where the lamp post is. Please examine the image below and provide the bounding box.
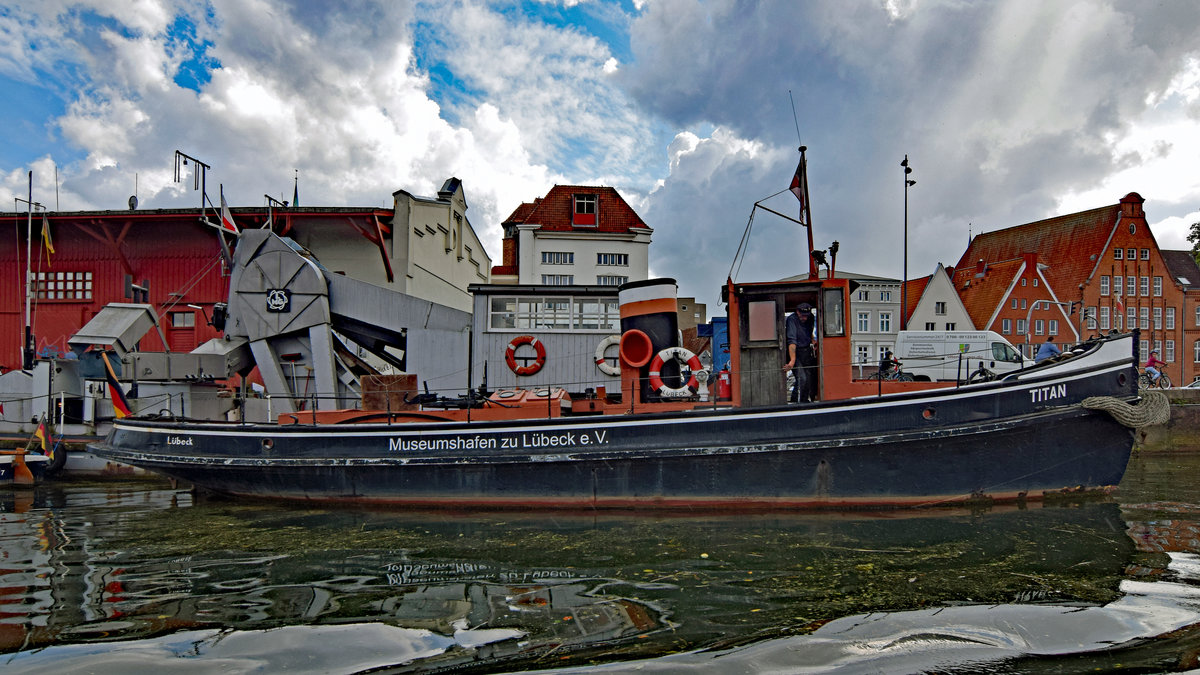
[901,156,915,330]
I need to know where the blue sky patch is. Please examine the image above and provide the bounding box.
[166,13,219,92]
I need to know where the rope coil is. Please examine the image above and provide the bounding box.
[1081,391,1170,429]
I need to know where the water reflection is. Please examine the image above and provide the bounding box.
[0,452,1198,673]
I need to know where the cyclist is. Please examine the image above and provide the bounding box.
[1144,349,1166,385]
[879,350,901,380]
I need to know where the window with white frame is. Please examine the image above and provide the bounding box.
[1128,307,1136,330]
[541,274,574,285]
[1140,307,1149,329]
[935,301,946,315]
[1100,276,1110,295]
[596,275,627,286]
[1011,298,1018,309]
[1001,318,1012,334]
[945,322,956,330]
[542,251,574,265]
[1195,305,1200,326]
[34,271,93,301]
[1114,276,1123,296]
[1166,340,1175,362]
[1127,277,1136,296]
[1020,298,1027,310]
[857,312,870,332]
[1114,248,1123,260]
[878,345,892,361]
[1140,340,1148,361]
[1049,319,1058,336]
[1034,319,1044,335]
[1141,248,1150,260]
[1153,307,1162,329]
[1167,307,1175,330]
[856,344,871,364]
[1155,339,1163,358]
[573,193,597,226]
[1086,307,1097,329]
[1153,277,1162,296]
[858,290,869,301]
[1016,319,1026,334]
[880,312,892,332]
[925,321,935,330]
[1127,248,1136,259]
[1195,339,1200,363]
[1140,276,1149,296]
[880,291,892,302]
[596,253,628,266]
[1100,306,1110,330]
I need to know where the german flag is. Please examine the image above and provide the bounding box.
[101,352,132,418]
[34,419,48,452]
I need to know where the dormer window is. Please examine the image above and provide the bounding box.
[573,194,597,226]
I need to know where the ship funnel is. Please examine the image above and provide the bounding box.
[618,278,679,402]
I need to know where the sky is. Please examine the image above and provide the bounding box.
[2,0,1200,306]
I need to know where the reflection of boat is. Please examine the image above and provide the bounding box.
[91,156,1150,509]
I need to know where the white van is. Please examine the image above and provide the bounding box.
[893,331,1033,382]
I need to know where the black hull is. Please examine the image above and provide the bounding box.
[90,340,1140,509]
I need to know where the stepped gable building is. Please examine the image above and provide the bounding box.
[947,192,1200,383]
[490,185,652,286]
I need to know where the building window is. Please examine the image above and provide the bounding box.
[1127,248,1136,260]
[573,194,597,226]
[1021,278,1027,287]
[1100,306,1110,330]
[1166,340,1176,362]
[945,322,956,330]
[925,322,936,331]
[1196,305,1200,326]
[880,291,891,302]
[1140,276,1149,296]
[1100,276,1109,295]
[1034,319,1044,335]
[541,274,574,285]
[934,301,946,315]
[1020,298,1027,310]
[1140,340,1149,361]
[542,251,574,265]
[858,290,869,301]
[1011,298,1018,309]
[856,344,871,364]
[1049,319,1058,336]
[488,295,619,331]
[1139,307,1149,329]
[1167,307,1176,330]
[1001,318,1012,334]
[1114,276,1122,296]
[857,312,870,332]
[1126,277,1136,296]
[1114,248,1123,260]
[597,253,628,266]
[877,345,892,361]
[1128,307,1137,330]
[34,271,93,301]
[596,275,627,286]
[1141,248,1150,260]
[1033,278,1039,287]
[1154,307,1163,330]
[170,312,196,328]
[1195,339,1200,363]
[1016,319,1026,335]
[879,313,892,332]
[1153,277,1162,296]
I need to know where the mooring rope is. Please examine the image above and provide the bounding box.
[1081,391,1171,429]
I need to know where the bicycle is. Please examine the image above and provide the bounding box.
[871,364,914,382]
[1138,370,1172,390]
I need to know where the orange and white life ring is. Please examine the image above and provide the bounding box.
[505,335,546,376]
[648,347,703,397]
[594,335,621,376]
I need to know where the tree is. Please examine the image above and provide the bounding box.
[1189,222,1200,265]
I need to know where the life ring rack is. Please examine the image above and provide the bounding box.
[594,335,621,376]
[505,335,546,376]
[648,346,703,397]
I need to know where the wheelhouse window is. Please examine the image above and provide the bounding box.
[170,312,196,328]
[573,193,597,226]
[488,295,618,331]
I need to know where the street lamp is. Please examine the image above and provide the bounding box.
[901,156,916,330]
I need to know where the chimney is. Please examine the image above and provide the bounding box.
[975,258,985,276]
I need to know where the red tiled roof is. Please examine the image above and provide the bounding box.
[950,204,1120,323]
[902,275,930,325]
[501,185,649,233]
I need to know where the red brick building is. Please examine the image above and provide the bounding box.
[946,193,1200,384]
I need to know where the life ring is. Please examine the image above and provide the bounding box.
[594,335,621,376]
[505,335,546,376]
[648,347,703,398]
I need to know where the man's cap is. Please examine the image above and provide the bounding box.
[797,302,812,311]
